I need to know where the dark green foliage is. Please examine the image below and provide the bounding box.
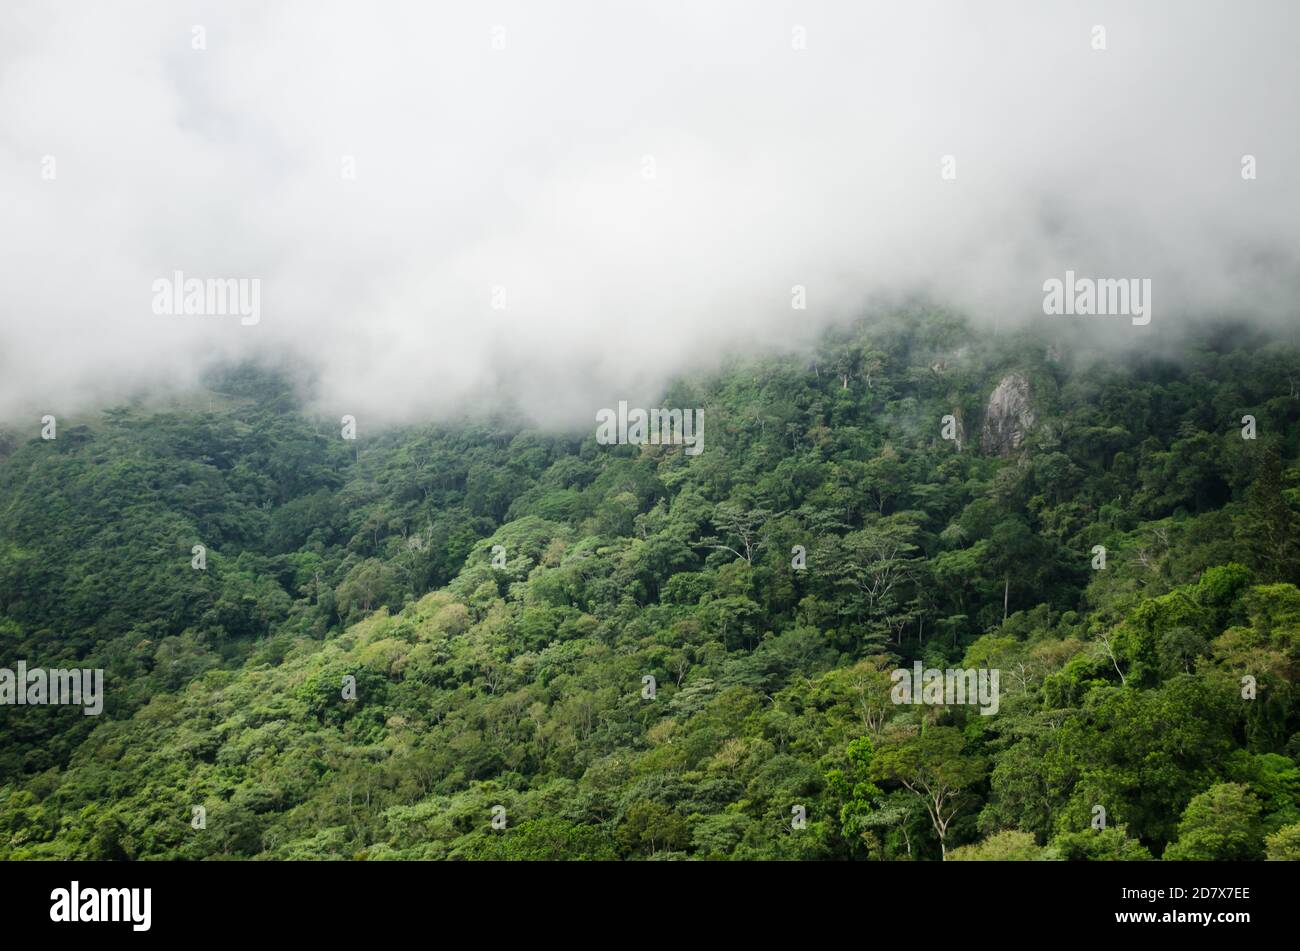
[2,313,1299,860]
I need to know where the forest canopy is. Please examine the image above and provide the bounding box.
[2,312,1299,861]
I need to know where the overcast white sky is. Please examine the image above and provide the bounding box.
[2,0,1298,426]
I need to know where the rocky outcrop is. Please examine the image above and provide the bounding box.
[981,372,1035,456]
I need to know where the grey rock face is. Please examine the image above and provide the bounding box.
[981,372,1035,456]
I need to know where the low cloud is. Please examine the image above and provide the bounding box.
[2,0,1298,427]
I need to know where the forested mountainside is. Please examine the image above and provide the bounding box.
[2,311,1299,861]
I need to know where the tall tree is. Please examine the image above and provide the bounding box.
[870,727,986,860]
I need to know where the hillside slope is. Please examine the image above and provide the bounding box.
[2,313,1299,860]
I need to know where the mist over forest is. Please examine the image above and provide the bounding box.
[3,2,1300,875]
[4,0,1300,425]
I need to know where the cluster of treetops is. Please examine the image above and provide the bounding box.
[1,310,1298,860]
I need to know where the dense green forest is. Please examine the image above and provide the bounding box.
[2,311,1299,861]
